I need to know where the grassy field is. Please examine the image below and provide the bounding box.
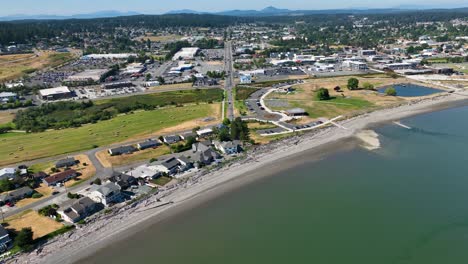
[151,176,173,186]
[0,104,217,166]
[0,51,75,82]
[96,88,224,108]
[235,86,260,100]
[266,76,405,119]
[5,210,64,239]
[134,33,183,43]
[0,111,15,125]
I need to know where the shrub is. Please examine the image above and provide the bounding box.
[316,88,331,100]
[347,78,359,90]
[93,178,102,185]
[14,227,34,250]
[32,193,43,199]
[385,87,397,96]
[362,82,375,90]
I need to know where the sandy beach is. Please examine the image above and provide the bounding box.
[9,91,468,264]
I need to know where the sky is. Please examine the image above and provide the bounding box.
[0,0,467,16]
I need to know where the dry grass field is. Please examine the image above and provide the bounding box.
[5,210,64,239]
[0,51,75,82]
[134,33,183,43]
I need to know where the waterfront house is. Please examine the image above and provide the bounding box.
[88,182,122,206]
[192,141,212,153]
[58,197,99,223]
[214,140,242,155]
[108,172,137,190]
[154,156,193,175]
[0,226,12,253]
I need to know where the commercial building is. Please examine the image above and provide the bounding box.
[172,47,199,61]
[65,69,109,83]
[0,92,17,103]
[122,63,146,75]
[345,61,369,71]
[39,86,73,101]
[82,53,137,60]
[101,81,133,90]
[358,50,377,56]
[239,74,252,84]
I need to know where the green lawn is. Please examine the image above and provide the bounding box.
[0,104,215,166]
[96,88,224,108]
[151,176,173,186]
[289,95,373,118]
[234,86,260,100]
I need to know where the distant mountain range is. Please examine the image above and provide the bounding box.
[1,6,467,22]
[0,10,141,21]
[166,5,468,16]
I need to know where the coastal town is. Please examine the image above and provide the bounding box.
[0,5,467,263]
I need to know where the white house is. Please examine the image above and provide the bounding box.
[0,168,15,180]
[214,140,242,155]
[196,128,213,138]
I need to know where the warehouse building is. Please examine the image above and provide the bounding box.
[39,86,74,101]
[172,47,199,61]
[65,69,110,83]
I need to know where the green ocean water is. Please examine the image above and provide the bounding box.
[82,105,468,264]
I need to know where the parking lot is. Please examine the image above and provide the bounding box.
[244,88,283,122]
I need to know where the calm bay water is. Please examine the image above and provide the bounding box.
[378,84,444,97]
[82,105,468,264]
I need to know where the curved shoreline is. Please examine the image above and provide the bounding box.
[10,92,468,264]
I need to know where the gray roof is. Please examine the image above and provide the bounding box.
[161,157,180,170]
[0,186,33,202]
[221,140,241,149]
[110,145,136,154]
[96,182,121,196]
[193,141,212,153]
[137,139,160,149]
[286,108,307,115]
[163,135,181,143]
[178,156,191,165]
[0,225,9,238]
[55,157,77,167]
[70,197,95,215]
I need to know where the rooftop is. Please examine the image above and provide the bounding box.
[39,86,71,96]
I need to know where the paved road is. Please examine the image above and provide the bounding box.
[224,41,235,121]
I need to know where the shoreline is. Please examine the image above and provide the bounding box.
[10,91,468,264]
